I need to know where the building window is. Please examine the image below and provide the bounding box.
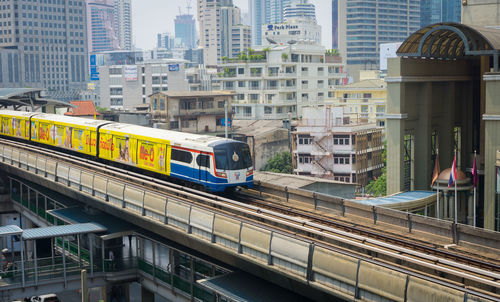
[264,106,272,114]
[170,121,179,129]
[160,99,165,110]
[218,101,225,108]
[238,81,245,87]
[333,135,350,145]
[298,154,312,164]
[298,135,312,145]
[237,94,244,100]
[334,156,350,164]
[110,88,122,95]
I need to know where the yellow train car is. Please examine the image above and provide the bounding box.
[31,114,112,156]
[98,123,172,176]
[0,110,38,141]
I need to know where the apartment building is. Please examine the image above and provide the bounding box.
[329,78,387,128]
[218,44,346,120]
[294,107,384,187]
[98,59,189,110]
[149,91,234,134]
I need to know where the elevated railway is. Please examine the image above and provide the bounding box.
[0,138,499,301]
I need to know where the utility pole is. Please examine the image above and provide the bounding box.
[81,269,88,302]
[224,100,228,139]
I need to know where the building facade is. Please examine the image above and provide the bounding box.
[114,0,132,50]
[330,78,386,128]
[149,91,234,134]
[87,0,119,53]
[420,0,461,27]
[249,0,291,45]
[157,33,175,50]
[284,0,316,22]
[98,59,189,110]
[0,0,88,98]
[294,106,384,187]
[175,14,196,49]
[218,44,346,120]
[335,0,420,73]
[262,19,321,46]
[198,0,250,65]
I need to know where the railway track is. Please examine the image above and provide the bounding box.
[1,138,499,300]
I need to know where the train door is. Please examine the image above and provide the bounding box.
[196,152,210,183]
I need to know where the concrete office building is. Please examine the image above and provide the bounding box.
[0,0,88,99]
[330,78,386,128]
[293,106,384,186]
[218,44,346,120]
[334,0,420,77]
[149,91,234,134]
[157,33,175,50]
[198,0,250,65]
[98,59,189,110]
[250,0,291,45]
[86,0,119,53]
[114,0,132,50]
[175,14,196,49]
[420,0,461,27]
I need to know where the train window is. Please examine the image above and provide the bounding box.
[196,154,210,168]
[171,148,192,164]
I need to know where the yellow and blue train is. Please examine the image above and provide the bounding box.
[0,110,254,192]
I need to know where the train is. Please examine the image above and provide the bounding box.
[0,110,254,192]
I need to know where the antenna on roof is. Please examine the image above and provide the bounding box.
[186,0,192,15]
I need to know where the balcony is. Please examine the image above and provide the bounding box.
[376,112,385,118]
[281,85,297,90]
[267,85,279,90]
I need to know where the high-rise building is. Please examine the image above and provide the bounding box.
[250,0,291,45]
[175,14,196,49]
[87,0,119,53]
[157,33,175,49]
[284,0,316,22]
[114,0,132,50]
[0,0,88,98]
[335,0,420,75]
[198,0,251,65]
[331,0,338,49]
[420,0,461,27]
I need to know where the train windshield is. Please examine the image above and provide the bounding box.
[214,142,252,170]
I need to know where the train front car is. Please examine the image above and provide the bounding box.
[210,140,253,192]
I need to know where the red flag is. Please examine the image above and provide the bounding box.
[473,154,478,188]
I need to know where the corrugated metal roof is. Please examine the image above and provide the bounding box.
[22,223,106,240]
[352,191,435,206]
[0,225,23,236]
[64,101,101,116]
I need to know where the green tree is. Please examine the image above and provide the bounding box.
[263,152,292,174]
[281,53,288,61]
[366,142,387,196]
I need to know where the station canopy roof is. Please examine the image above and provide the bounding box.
[397,22,500,59]
[21,223,106,240]
[0,225,23,237]
[0,88,75,110]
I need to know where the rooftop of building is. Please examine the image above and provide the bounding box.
[148,90,236,98]
[64,100,100,116]
[233,119,288,137]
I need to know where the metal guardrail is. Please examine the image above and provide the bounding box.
[254,181,500,251]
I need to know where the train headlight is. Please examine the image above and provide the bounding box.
[217,172,227,178]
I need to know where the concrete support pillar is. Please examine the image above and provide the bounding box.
[141,286,154,302]
[483,73,500,230]
[414,82,433,189]
[386,80,407,194]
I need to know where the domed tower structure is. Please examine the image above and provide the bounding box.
[432,167,474,225]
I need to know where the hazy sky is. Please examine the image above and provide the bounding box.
[131,0,332,50]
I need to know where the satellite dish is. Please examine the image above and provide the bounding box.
[266,37,277,44]
[287,40,297,44]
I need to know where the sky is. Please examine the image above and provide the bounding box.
[131,0,332,50]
